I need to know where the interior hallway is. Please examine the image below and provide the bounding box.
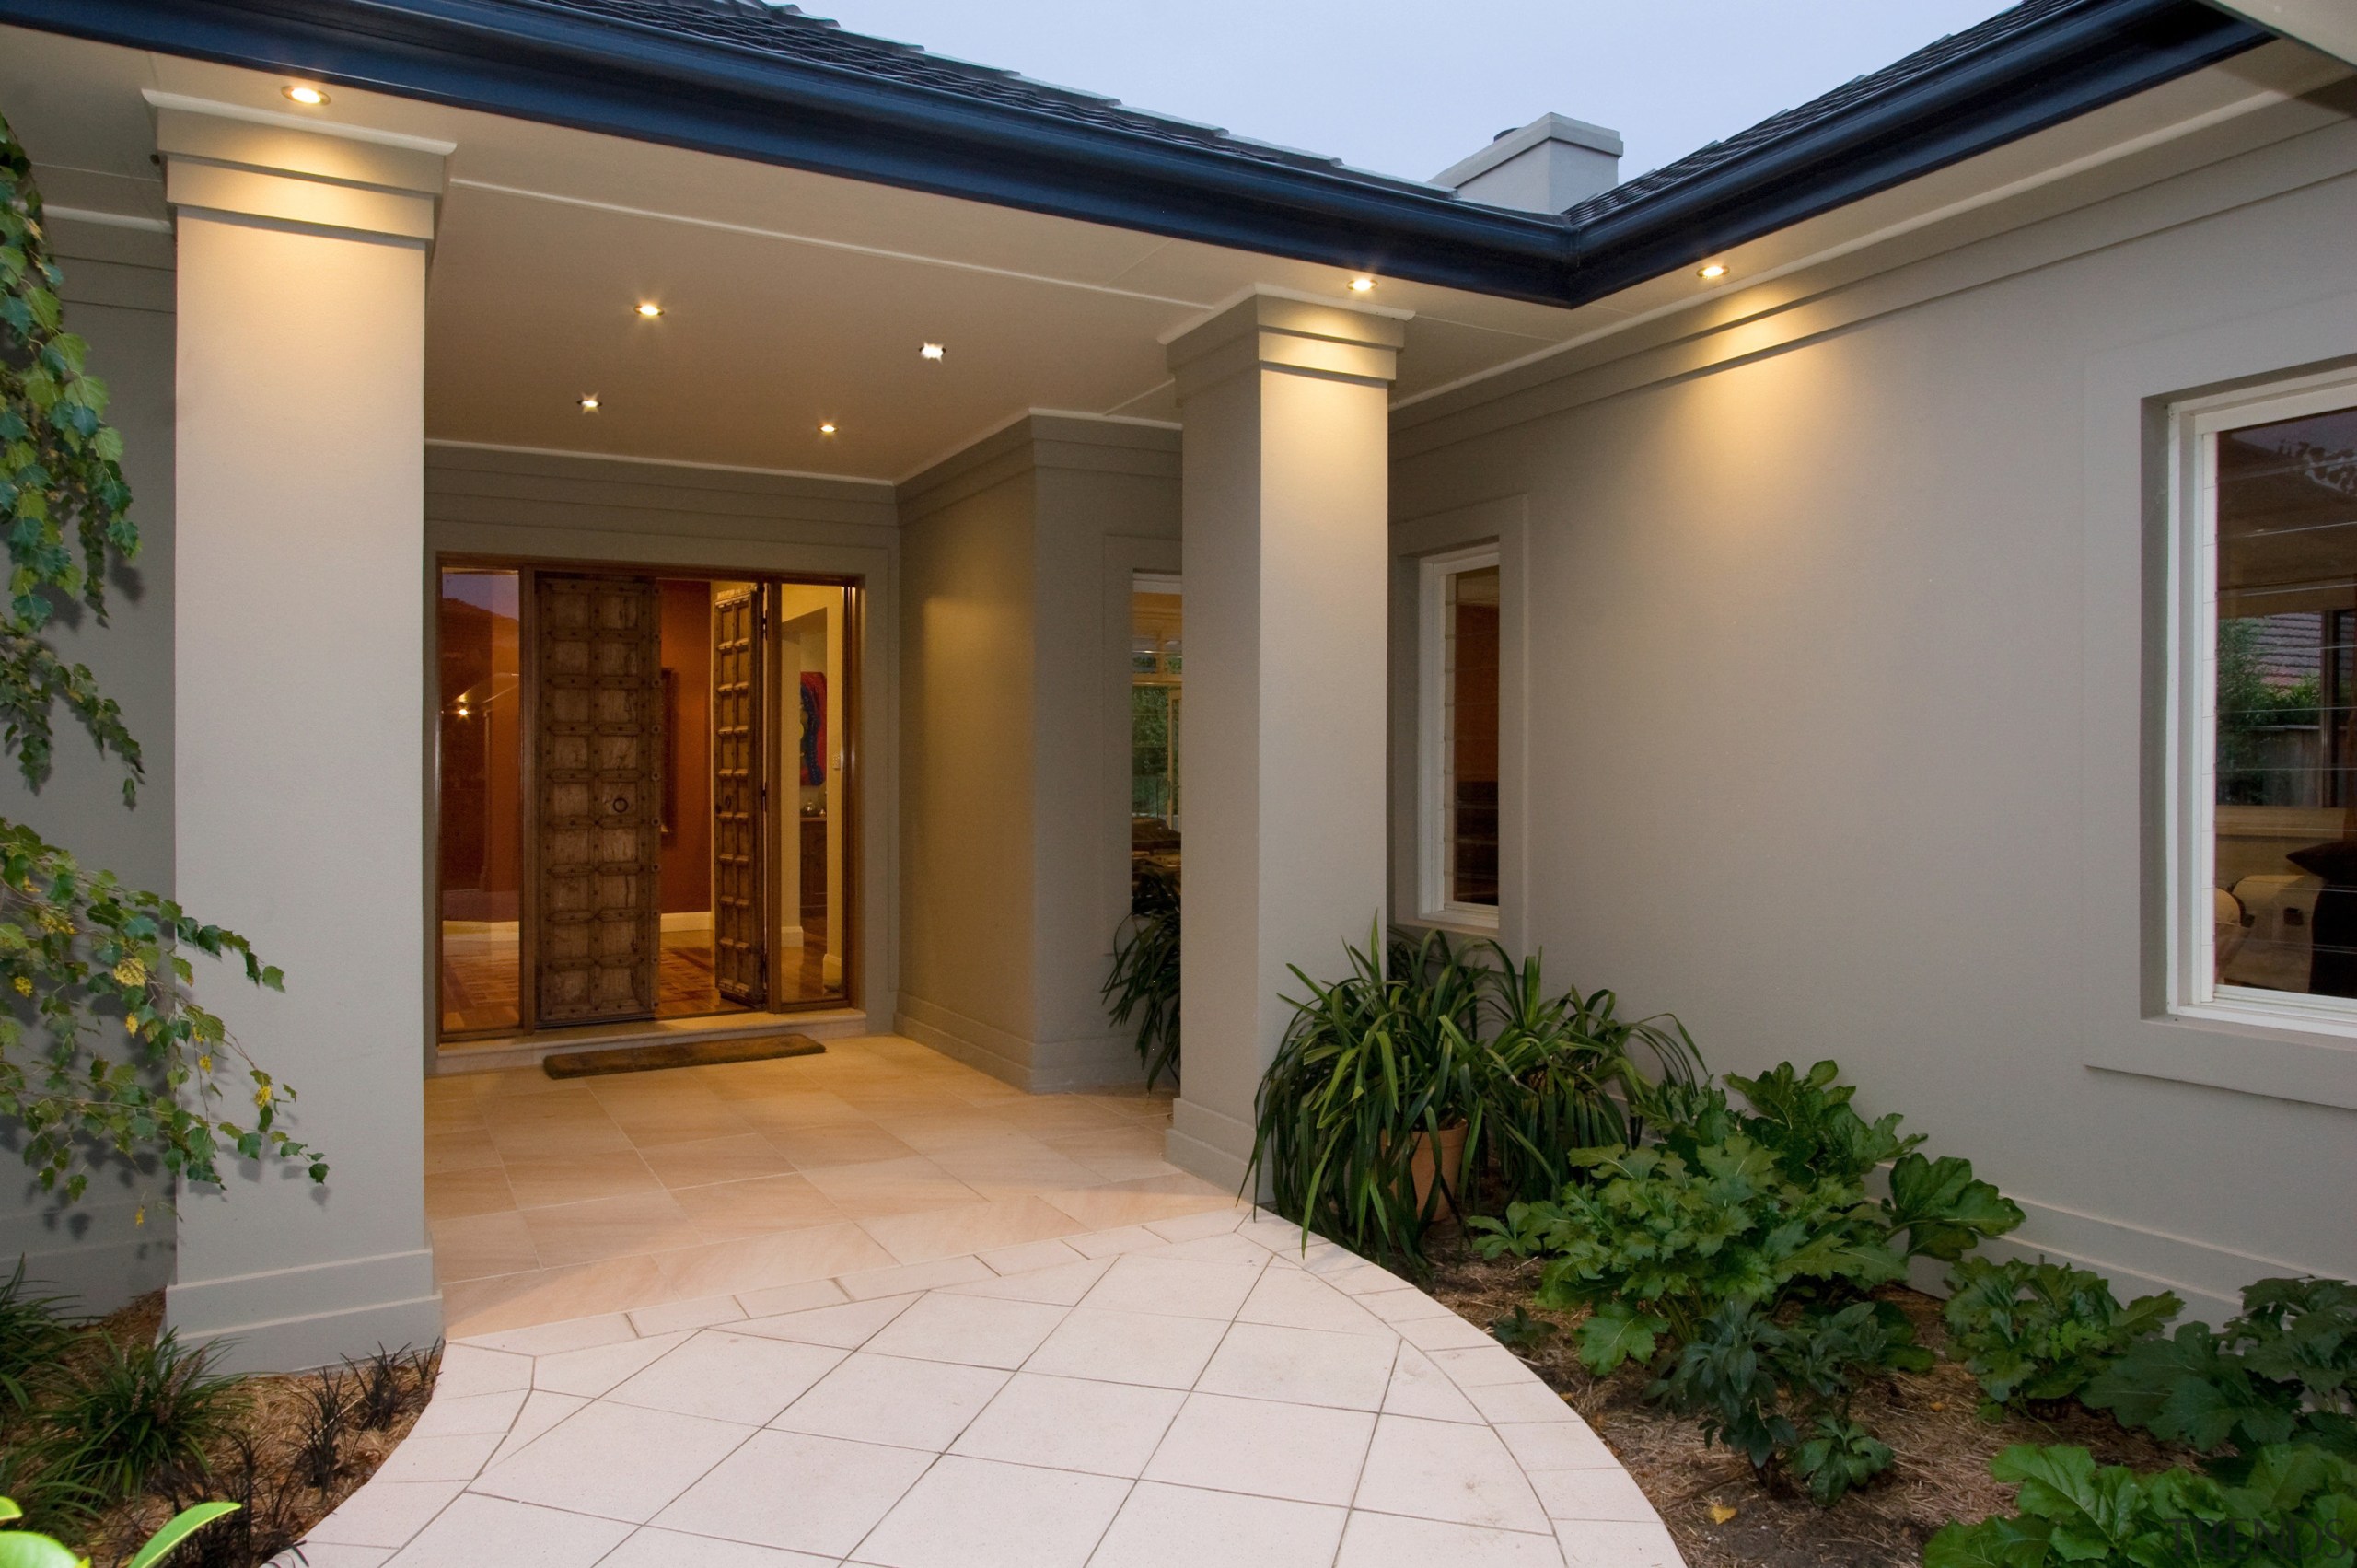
[424,1037,1224,1338]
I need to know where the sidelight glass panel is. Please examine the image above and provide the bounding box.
[1131,575,1182,885]
[438,569,523,1033]
[2212,401,2357,998]
[1444,565,1501,908]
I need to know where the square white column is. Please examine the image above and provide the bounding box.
[162,100,449,1369]
[1163,293,1405,1185]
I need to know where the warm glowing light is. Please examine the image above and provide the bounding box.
[578,395,600,412]
[282,85,330,106]
[1348,275,1376,294]
[818,422,839,435]
[1697,262,1729,280]
[634,302,663,318]
[919,343,946,362]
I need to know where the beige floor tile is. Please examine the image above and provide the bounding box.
[503,1149,663,1210]
[858,1194,1090,1266]
[981,1096,1135,1136]
[431,1211,540,1283]
[798,1156,983,1219]
[670,1173,848,1241]
[1040,1177,1238,1231]
[486,1112,633,1161]
[520,1190,700,1268]
[714,1086,872,1125]
[770,1124,926,1174]
[653,1222,898,1300]
[1043,1128,1183,1183]
[607,1100,758,1150]
[425,1164,518,1221]
[424,1125,504,1175]
[441,1253,671,1339]
[925,1141,1106,1198]
[423,1094,487,1134]
[640,1132,797,1191]
[883,1112,1039,1155]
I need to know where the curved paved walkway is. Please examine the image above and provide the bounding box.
[285,1208,1685,1568]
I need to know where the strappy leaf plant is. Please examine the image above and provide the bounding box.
[1248,928,1701,1269]
[0,109,319,1200]
[1102,865,1179,1088]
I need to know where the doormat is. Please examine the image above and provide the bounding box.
[542,1033,825,1079]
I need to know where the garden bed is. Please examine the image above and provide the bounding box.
[1422,1234,2194,1568]
[6,1289,439,1568]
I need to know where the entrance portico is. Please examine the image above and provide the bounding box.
[0,17,1613,1365]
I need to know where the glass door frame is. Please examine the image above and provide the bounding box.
[431,552,865,1044]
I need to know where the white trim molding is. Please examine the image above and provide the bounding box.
[2165,368,2357,1062]
[1392,496,1528,947]
[1416,543,1504,933]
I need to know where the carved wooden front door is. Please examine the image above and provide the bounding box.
[535,574,662,1024]
[712,587,767,1006]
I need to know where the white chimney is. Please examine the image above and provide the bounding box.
[1434,113,1623,214]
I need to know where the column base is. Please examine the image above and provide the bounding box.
[1167,1097,1259,1194]
[167,1247,442,1374]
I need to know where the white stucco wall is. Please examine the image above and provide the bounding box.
[1390,101,2357,1317]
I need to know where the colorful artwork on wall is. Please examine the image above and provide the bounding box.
[800,670,827,787]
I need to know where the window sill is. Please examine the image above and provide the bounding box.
[2090,1005,2357,1111]
[1403,906,1501,937]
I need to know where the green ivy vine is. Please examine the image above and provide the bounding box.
[1,106,321,1202]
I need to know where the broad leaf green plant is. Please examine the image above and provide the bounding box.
[0,1495,238,1568]
[1943,1256,2181,1410]
[1923,1443,2357,1568]
[2084,1276,2357,1469]
[0,110,319,1199]
[1470,1060,2021,1504]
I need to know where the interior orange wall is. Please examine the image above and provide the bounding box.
[659,579,714,914]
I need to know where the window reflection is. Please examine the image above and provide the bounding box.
[438,569,523,1032]
[2212,402,2357,996]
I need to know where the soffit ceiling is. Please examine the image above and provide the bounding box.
[0,25,2344,482]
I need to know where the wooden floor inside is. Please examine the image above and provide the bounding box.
[441,927,839,1035]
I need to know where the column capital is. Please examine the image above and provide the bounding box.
[1163,288,1409,400]
[146,91,451,244]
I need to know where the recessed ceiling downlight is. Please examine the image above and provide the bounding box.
[578,395,600,412]
[634,302,664,319]
[919,343,946,362]
[1348,275,1376,294]
[282,84,330,106]
[818,422,839,436]
[1697,262,1729,281]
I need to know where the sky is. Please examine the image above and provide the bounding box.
[807,0,2020,185]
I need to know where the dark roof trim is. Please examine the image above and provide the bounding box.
[0,0,2271,310]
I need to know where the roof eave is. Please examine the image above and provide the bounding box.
[0,0,2280,312]
[0,0,1579,301]
[1562,0,2272,304]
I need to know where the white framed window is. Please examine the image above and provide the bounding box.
[2170,368,2357,1036]
[1417,544,1502,928]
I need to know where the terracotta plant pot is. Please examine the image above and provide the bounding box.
[1407,1121,1470,1214]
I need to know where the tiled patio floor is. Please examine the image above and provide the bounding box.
[297,1207,1686,1568]
[424,1036,1225,1338]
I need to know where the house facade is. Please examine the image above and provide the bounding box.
[0,0,2352,1369]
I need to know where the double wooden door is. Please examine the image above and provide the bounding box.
[530,573,769,1026]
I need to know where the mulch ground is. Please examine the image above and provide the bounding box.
[55,1294,440,1568]
[1421,1234,2193,1568]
